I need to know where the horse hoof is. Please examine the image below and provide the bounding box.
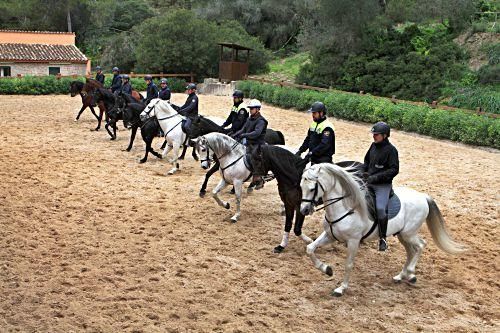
[178,157,184,161]
[331,290,343,297]
[110,137,116,141]
[393,277,402,284]
[139,159,146,164]
[224,203,230,210]
[199,191,206,198]
[273,245,285,253]
[408,276,417,284]
[126,148,131,152]
[74,118,78,122]
[176,163,180,169]
[325,266,333,277]
[246,187,254,194]
[230,217,238,223]
[193,156,199,161]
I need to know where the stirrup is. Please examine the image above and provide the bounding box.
[378,238,388,251]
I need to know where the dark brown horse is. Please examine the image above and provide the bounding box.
[69,80,105,130]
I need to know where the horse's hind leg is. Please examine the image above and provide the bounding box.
[191,146,199,161]
[332,239,360,297]
[306,231,334,276]
[167,141,181,174]
[212,179,230,210]
[230,179,243,223]
[394,234,426,284]
[178,144,188,160]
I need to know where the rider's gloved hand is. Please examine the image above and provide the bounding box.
[295,150,303,157]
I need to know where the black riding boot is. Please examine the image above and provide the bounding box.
[378,217,388,251]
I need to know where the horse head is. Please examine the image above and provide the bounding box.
[195,136,214,170]
[69,81,83,97]
[300,166,324,215]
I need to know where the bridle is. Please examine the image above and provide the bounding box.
[199,138,241,169]
[301,171,354,241]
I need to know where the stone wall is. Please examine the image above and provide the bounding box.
[198,78,237,96]
[1,62,87,76]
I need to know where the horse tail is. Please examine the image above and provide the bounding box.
[425,196,467,255]
[276,130,285,145]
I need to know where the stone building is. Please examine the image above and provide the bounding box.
[0,30,90,77]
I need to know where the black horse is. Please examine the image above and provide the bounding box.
[106,92,146,142]
[188,116,287,197]
[250,145,364,253]
[69,80,103,128]
[93,88,118,139]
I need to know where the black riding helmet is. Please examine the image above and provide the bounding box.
[308,101,327,113]
[144,75,153,81]
[186,83,197,90]
[232,90,244,98]
[371,121,391,137]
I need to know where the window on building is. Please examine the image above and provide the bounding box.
[49,67,60,75]
[0,66,11,77]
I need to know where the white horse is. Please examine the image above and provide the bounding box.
[140,99,185,175]
[194,132,254,222]
[300,163,466,296]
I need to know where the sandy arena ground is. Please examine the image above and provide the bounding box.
[0,93,499,332]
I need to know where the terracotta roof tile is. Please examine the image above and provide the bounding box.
[0,43,87,62]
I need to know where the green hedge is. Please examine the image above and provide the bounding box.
[0,75,189,95]
[447,86,500,114]
[237,81,500,149]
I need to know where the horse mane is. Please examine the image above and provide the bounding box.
[306,163,368,218]
[204,132,244,157]
[85,78,103,89]
[257,145,305,191]
[95,88,115,103]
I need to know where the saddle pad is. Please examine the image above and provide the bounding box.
[243,154,253,172]
[367,192,401,221]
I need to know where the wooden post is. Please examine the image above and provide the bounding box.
[431,101,437,108]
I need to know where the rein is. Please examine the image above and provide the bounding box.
[201,138,246,182]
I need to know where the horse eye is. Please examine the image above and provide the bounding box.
[201,148,206,152]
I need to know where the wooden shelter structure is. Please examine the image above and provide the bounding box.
[218,43,252,82]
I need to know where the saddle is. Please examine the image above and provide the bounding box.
[364,188,401,221]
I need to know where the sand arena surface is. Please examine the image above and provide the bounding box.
[0,94,499,332]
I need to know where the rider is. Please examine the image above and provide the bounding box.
[144,75,159,105]
[178,83,199,136]
[120,74,133,95]
[110,67,122,93]
[232,99,268,189]
[95,66,105,85]
[363,121,399,252]
[158,78,171,101]
[296,101,335,164]
[221,90,248,135]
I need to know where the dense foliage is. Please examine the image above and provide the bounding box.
[297,23,469,102]
[237,81,500,149]
[0,76,188,95]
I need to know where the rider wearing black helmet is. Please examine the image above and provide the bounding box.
[95,66,105,85]
[144,75,159,105]
[158,78,171,101]
[363,121,399,251]
[178,83,199,135]
[222,90,248,135]
[110,67,122,93]
[120,74,132,95]
[296,101,335,164]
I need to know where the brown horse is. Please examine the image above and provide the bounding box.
[79,79,143,131]
[69,80,104,129]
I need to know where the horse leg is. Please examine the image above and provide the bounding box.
[191,146,199,161]
[294,210,313,245]
[394,234,426,284]
[167,142,181,174]
[89,105,99,120]
[332,239,360,297]
[230,179,243,223]
[105,122,114,140]
[75,105,86,121]
[126,126,137,151]
[160,138,167,150]
[95,108,103,131]
[274,204,294,253]
[112,122,117,140]
[200,162,220,198]
[178,144,188,160]
[212,179,230,210]
[306,231,334,276]
[161,142,172,159]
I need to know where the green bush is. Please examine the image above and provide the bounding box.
[237,80,500,149]
[0,75,188,95]
[448,86,500,114]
